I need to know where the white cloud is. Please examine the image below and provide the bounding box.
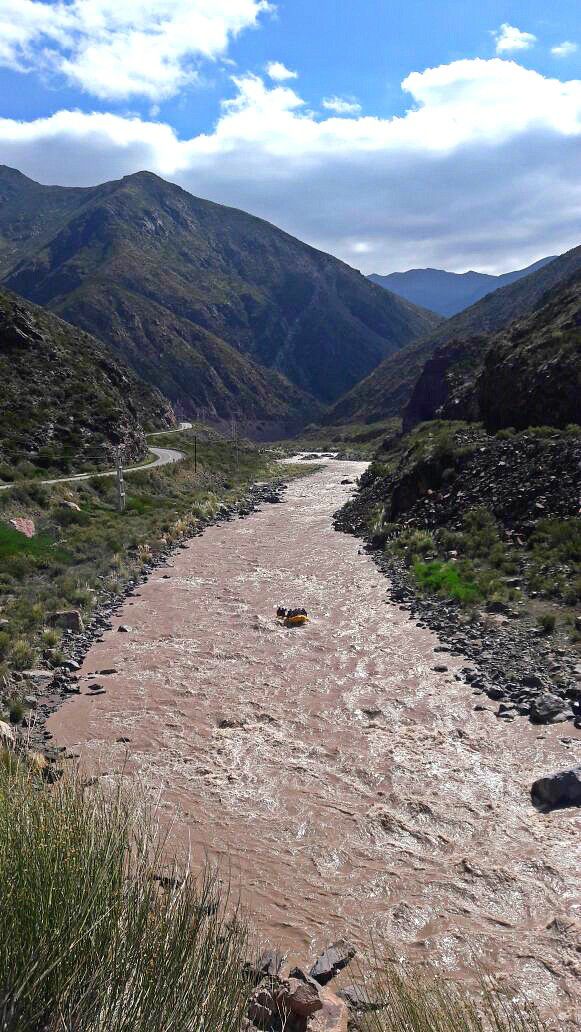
[494,23,537,54]
[1,58,580,274]
[551,41,578,58]
[322,96,361,115]
[0,0,272,99]
[265,60,297,81]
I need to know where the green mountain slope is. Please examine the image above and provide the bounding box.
[325,243,581,428]
[0,167,440,426]
[0,287,173,474]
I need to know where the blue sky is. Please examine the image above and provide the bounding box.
[0,0,580,273]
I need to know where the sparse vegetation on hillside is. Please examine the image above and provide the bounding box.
[0,286,173,473]
[338,421,581,624]
[0,428,276,681]
[0,166,440,425]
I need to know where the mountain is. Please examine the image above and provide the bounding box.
[477,271,581,431]
[0,167,440,430]
[403,243,581,429]
[0,286,173,474]
[325,243,581,429]
[369,257,556,317]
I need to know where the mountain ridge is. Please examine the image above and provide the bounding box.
[325,242,581,429]
[0,166,441,430]
[369,257,556,317]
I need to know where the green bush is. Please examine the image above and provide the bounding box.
[6,638,36,671]
[6,699,26,724]
[538,613,556,634]
[414,560,482,605]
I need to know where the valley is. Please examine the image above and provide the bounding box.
[0,160,580,1031]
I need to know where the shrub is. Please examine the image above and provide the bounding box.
[0,769,251,1032]
[42,628,61,648]
[538,613,556,635]
[414,560,482,605]
[7,638,36,671]
[6,699,26,724]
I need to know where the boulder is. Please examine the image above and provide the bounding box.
[10,517,35,538]
[308,987,349,1031]
[253,949,285,980]
[531,767,581,811]
[277,977,323,1019]
[339,984,383,1013]
[310,940,357,985]
[48,610,84,633]
[0,720,15,748]
[247,983,277,1027]
[529,693,570,724]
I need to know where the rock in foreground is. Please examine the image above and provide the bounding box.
[531,767,581,812]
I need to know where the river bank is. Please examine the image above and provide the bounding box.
[12,477,288,758]
[39,458,581,1029]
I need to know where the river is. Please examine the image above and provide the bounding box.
[48,459,580,1028]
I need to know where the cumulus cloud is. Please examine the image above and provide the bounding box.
[0,0,272,99]
[265,60,298,81]
[494,23,537,54]
[551,41,578,58]
[1,58,580,274]
[322,96,361,115]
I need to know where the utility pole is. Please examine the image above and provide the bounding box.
[115,447,126,513]
[231,418,239,472]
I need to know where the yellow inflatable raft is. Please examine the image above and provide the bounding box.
[284,613,309,627]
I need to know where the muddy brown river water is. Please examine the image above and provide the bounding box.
[49,460,580,1027]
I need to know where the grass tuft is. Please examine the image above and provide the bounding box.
[0,766,252,1032]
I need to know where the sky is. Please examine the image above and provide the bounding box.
[0,0,580,274]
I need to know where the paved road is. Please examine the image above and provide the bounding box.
[0,441,187,493]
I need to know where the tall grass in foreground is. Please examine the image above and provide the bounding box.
[359,961,547,1032]
[0,765,251,1032]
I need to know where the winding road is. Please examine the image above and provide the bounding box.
[0,423,192,493]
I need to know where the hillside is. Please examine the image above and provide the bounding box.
[0,167,440,428]
[404,245,581,429]
[369,257,555,317]
[477,273,581,431]
[326,243,581,429]
[0,287,173,475]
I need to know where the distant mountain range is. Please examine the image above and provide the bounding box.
[0,165,440,435]
[369,257,556,317]
[326,243,581,429]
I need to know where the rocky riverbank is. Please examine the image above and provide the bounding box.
[333,424,581,745]
[334,524,581,746]
[6,479,287,770]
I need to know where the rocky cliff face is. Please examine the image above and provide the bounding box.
[477,274,581,431]
[327,243,581,431]
[403,248,581,431]
[0,287,174,472]
[0,166,440,428]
